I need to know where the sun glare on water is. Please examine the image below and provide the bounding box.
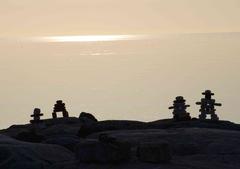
[38,35,142,42]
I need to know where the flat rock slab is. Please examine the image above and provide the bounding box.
[0,135,75,169]
[76,139,131,163]
[137,142,171,163]
[87,128,240,169]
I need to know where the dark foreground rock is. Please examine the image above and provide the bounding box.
[87,128,240,169]
[0,134,75,169]
[43,135,81,151]
[0,118,240,169]
[137,142,171,163]
[15,130,44,143]
[76,139,131,163]
[78,124,94,138]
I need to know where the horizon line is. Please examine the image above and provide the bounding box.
[0,31,240,42]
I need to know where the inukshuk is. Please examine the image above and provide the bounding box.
[169,96,191,121]
[196,90,222,121]
[52,100,69,118]
[30,108,43,124]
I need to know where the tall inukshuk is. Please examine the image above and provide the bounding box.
[169,96,191,121]
[52,100,69,118]
[196,90,222,121]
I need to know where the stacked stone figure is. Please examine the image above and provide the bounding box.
[196,90,222,121]
[169,96,191,121]
[52,100,69,118]
[30,108,43,124]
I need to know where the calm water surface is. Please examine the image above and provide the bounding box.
[0,33,240,128]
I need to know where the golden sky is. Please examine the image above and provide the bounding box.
[1,0,240,37]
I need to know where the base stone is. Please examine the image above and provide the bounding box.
[174,113,191,121]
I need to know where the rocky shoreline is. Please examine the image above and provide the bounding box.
[0,115,240,169]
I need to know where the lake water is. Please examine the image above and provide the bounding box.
[0,33,240,128]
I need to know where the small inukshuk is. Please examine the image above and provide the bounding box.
[52,100,69,118]
[30,108,43,124]
[196,90,222,121]
[169,96,191,121]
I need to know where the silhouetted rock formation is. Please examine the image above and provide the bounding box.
[1,117,240,169]
[52,100,69,118]
[196,90,222,120]
[79,112,98,122]
[169,96,191,121]
[30,108,43,124]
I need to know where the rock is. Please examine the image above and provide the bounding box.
[75,139,131,163]
[14,130,44,143]
[77,124,94,138]
[1,119,240,169]
[41,124,80,136]
[98,133,117,143]
[206,139,240,155]
[43,135,80,151]
[79,112,98,122]
[172,143,200,155]
[0,134,75,169]
[137,142,171,163]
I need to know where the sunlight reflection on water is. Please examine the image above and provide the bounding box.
[35,35,147,42]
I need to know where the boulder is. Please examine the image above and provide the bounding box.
[98,133,117,143]
[79,112,98,122]
[137,142,171,163]
[14,130,44,143]
[205,139,240,155]
[75,139,131,163]
[0,134,75,169]
[41,124,80,136]
[172,143,200,155]
[43,135,80,151]
[77,124,94,138]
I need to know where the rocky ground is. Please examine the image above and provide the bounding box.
[0,114,240,169]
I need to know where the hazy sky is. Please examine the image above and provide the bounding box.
[0,1,240,128]
[1,0,240,37]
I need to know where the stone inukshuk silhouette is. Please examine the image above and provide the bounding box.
[196,90,222,121]
[52,100,69,118]
[30,108,43,124]
[169,96,191,121]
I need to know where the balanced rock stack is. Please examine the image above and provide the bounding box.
[169,96,191,121]
[52,100,69,118]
